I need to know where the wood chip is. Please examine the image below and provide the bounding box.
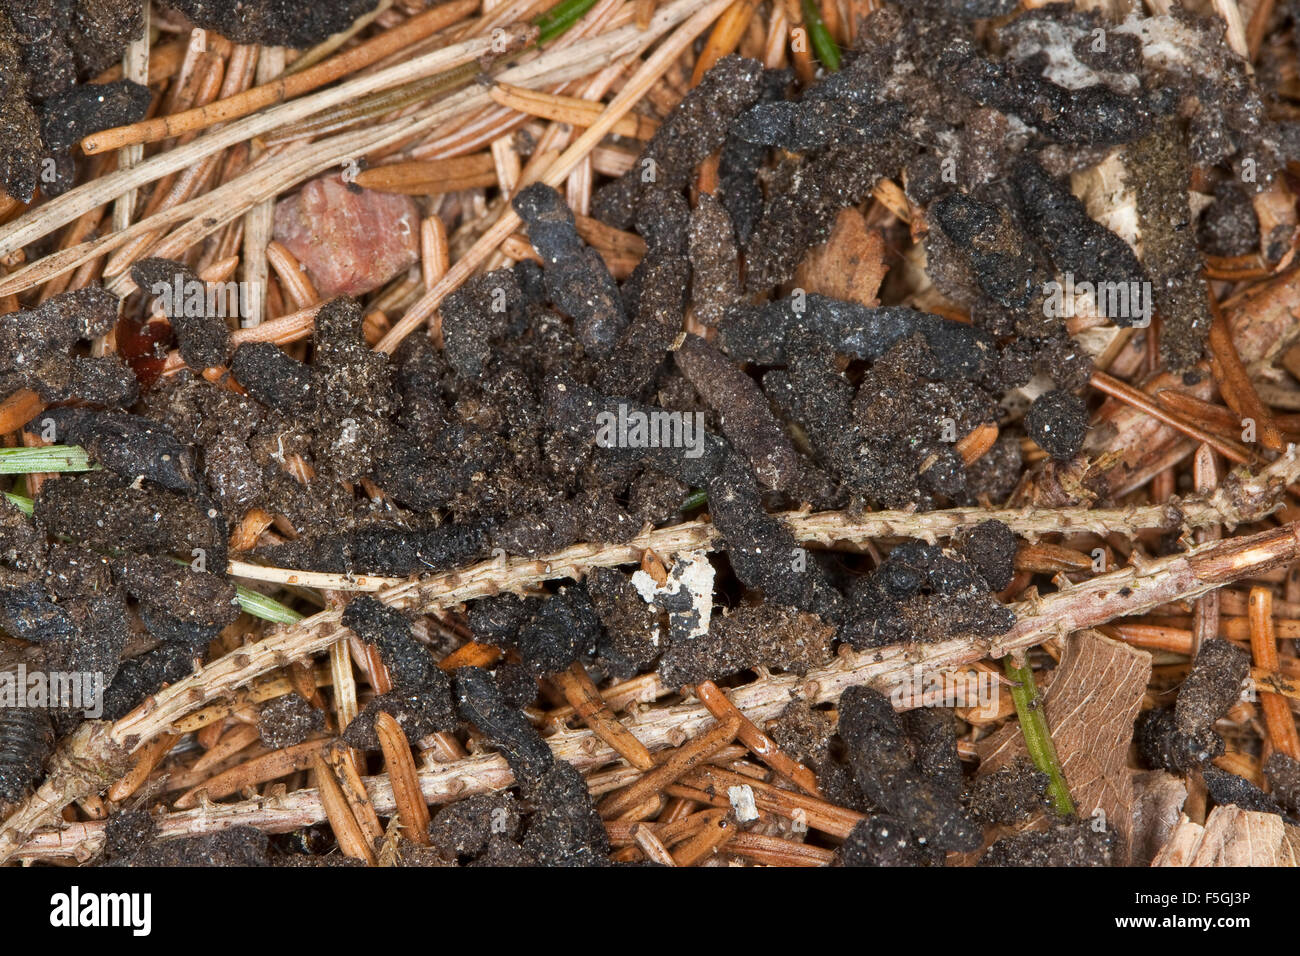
[793,206,886,307]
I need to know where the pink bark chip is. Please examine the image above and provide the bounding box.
[273,175,419,298]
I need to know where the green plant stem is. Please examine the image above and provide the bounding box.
[800,0,840,71]
[1002,655,1075,816]
[0,445,97,474]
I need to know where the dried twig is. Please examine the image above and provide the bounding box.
[12,518,1300,860]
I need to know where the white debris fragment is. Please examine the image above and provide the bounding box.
[728,785,759,824]
[630,551,715,641]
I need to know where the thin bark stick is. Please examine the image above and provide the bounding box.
[9,514,1300,862]
[219,447,1300,593]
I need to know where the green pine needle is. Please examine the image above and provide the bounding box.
[1002,655,1075,816]
[681,488,709,510]
[535,0,599,45]
[0,445,97,475]
[3,491,34,516]
[235,585,304,624]
[800,0,841,71]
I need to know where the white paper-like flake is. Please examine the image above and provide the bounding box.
[630,551,715,641]
[728,785,759,824]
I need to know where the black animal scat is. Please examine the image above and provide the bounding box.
[721,295,998,382]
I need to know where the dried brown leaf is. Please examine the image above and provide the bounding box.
[978,630,1151,862]
[1129,770,1188,866]
[1152,805,1300,866]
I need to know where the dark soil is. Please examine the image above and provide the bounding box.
[979,819,1115,866]
[258,693,324,749]
[427,791,522,861]
[162,0,379,46]
[838,686,981,852]
[1137,638,1250,773]
[966,757,1050,825]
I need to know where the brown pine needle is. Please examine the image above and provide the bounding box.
[354,153,496,192]
[0,388,44,436]
[1091,370,1255,466]
[553,663,656,770]
[669,808,735,865]
[1014,543,1095,574]
[728,831,833,866]
[694,680,820,796]
[375,712,432,844]
[438,641,503,670]
[956,422,999,466]
[326,742,385,844]
[631,822,677,864]
[420,215,451,296]
[189,724,262,776]
[635,0,658,29]
[490,82,660,138]
[82,0,480,155]
[229,508,276,553]
[106,733,178,803]
[693,0,759,85]
[1207,289,1285,452]
[265,241,319,310]
[312,752,378,864]
[174,738,331,809]
[1157,390,1295,442]
[597,715,741,820]
[675,765,863,838]
[1248,587,1300,760]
